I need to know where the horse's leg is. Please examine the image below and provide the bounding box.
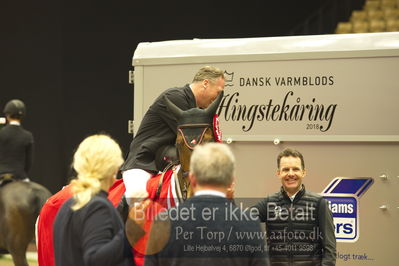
[7,226,32,266]
[7,225,32,266]
[6,230,30,266]
[9,247,29,266]
[6,209,34,266]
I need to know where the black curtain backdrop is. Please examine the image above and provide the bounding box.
[0,0,322,194]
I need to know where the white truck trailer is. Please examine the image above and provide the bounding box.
[130,32,399,265]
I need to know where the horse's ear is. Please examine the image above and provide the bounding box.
[205,90,224,117]
[164,96,183,120]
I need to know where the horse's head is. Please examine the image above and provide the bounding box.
[164,91,223,198]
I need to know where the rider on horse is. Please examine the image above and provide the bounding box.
[0,100,51,266]
[121,66,225,206]
[0,99,34,183]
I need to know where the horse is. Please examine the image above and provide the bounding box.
[0,178,51,266]
[36,91,223,266]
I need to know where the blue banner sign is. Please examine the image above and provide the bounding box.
[322,177,373,243]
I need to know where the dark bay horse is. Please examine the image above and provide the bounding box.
[0,179,51,266]
[36,91,223,266]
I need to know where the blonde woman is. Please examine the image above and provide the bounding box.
[53,134,133,266]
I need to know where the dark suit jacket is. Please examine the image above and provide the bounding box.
[53,190,133,266]
[121,84,196,173]
[0,124,34,179]
[145,194,270,266]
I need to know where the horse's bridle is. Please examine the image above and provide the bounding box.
[177,123,211,148]
[155,123,214,200]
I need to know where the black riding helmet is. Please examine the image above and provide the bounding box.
[3,99,26,119]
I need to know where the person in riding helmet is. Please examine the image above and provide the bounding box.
[0,99,34,181]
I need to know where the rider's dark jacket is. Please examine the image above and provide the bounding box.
[121,84,196,174]
[0,123,34,180]
[253,185,336,266]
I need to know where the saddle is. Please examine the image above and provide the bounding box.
[0,173,16,187]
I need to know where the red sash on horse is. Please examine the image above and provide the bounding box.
[109,168,178,266]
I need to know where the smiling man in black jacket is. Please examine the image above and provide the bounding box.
[253,148,336,266]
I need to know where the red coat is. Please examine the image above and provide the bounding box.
[37,170,175,266]
[37,179,125,266]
